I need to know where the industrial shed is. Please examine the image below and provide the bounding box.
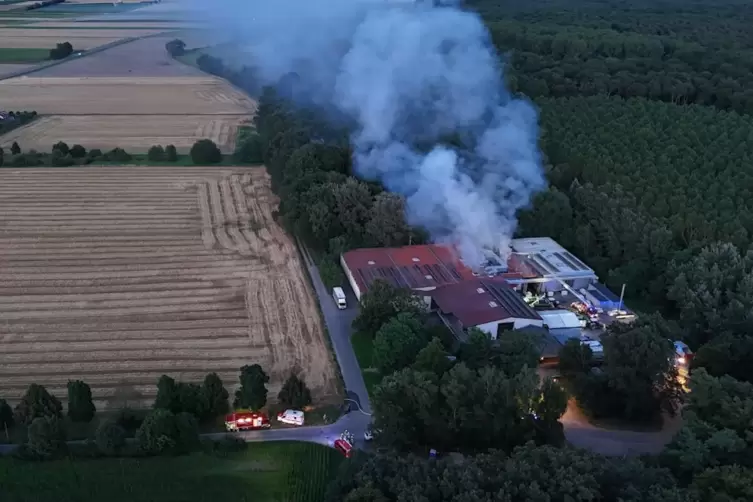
[538,309,582,330]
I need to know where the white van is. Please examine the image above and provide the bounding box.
[332,287,347,309]
[277,409,305,426]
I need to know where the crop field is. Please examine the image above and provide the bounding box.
[0,166,339,410]
[0,441,343,502]
[0,76,255,114]
[0,28,161,48]
[0,115,245,153]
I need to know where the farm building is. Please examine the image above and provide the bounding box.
[507,237,598,293]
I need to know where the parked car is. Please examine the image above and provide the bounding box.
[277,409,305,426]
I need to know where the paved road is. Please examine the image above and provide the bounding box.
[296,241,371,415]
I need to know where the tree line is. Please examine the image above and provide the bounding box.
[0,367,312,460]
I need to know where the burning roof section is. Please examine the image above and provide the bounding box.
[431,279,542,326]
[342,244,477,292]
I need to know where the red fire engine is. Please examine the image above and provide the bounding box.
[224,410,270,432]
[334,430,354,458]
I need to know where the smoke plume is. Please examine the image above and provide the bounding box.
[184,0,546,268]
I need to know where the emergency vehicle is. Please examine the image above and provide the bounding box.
[224,410,270,431]
[334,430,354,458]
[277,409,305,426]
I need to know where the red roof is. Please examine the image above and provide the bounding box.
[342,244,476,293]
[431,278,541,326]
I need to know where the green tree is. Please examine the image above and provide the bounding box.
[458,327,493,369]
[692,333,753,383]
[165,38,186,56]
[412,337,453,377]
[147,145,165,161]
[277,373,312,409]
[51,149,75,167]
[372,312,427,374]
[95,420,126,456]
[201,372,229,418]
[52,141,69,155]
[234,364,269,411]
[14,384,62,425]
[690,465,753,502]
[10,141,20,155]
[558,337,594,375]
[66,380,96,423]
[0,398,13,437]
[153,375,180,413]
[493,329,541,375]
[69,144,86,158]
[233,134,264,164]
[136,408,198,455]
[176,382,208,419]
[352,279,424,337]
[26,415,66,459]
[165,144,178,161]
[190,139,222,164]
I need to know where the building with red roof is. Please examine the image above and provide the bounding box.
[340,244,543,339]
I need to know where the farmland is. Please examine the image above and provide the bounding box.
[0,27,161,48]
[0,441,343,502]
[0,166,339,410]
[0,114,246,153]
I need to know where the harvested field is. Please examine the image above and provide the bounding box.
[0,62,32,75]
[0,76,256,114]
[31,35,210,78]
[0,167,339,410]
[0,28,161,49]
[0,115,245,153]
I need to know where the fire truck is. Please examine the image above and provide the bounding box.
[334,430,354,458]
[224,410,271,432]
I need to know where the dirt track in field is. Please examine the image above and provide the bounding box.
[0,166,339,410]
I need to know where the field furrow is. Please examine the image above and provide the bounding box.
[0,166,337,409]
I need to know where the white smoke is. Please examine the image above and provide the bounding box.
[182,0,546,268]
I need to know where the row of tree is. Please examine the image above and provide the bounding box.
[1,366,313,460]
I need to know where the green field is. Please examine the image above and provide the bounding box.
[0,442,343,502]
[0,47,48,63]
[351,332,382,396]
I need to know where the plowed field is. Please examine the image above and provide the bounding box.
[0,166,339,410]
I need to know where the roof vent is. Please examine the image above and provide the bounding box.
[412,257,420,262]
[367,260,375,265]
[489,301,498,308]
[425,275,433,280]
[476,288,485,294]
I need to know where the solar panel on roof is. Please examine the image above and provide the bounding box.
[554,252,582,271]
[447,266,463,280]
[525,258,549,277]
[484,281,538,319]
[535,254,558,274]
[432,264,449,282]
[564,251,590,271]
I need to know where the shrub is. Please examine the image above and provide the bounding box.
[165,144,178,161]
[87,148,103,160]
[67,380,96,423]
[165,39,186,57]
[10,141,20,155]
[116,407,144,433]
[52,141,69,155]
[49,41,73,60]
[51,149,75,167]
[136,409,199,455]
[147,145,166,161]
[26,416,66,460]
[13,384,62,425]
[104,147,132,162]
[69,144,86,158]
[190,139,222,164]
[95,420,126,456]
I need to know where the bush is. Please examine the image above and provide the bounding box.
[87,148,103,160]
[136,409,199,455]
[49,41,73,60]
[165,144,178,161]
[26,416,66,460]
[147,145,166,161]
[116,407,144,433]
[201,435,247,457]
[10,141,20,155]
[103,147,132,162]
[165,39,186,57]
[69,144,86,158]
[190,139,222,164]
[13,384,62,425]
[51,150,74,167]
[67,380,96,423]
[95,420,126,456]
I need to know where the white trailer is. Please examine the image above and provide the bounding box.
[332,287,347,309]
